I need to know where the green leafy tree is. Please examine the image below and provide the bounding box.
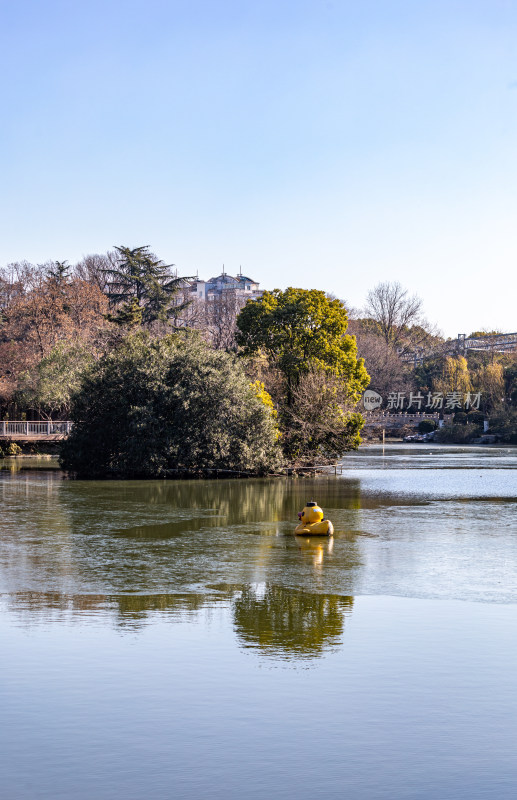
[487,406,517,443]
[418,419,437,434]
[104,245,190,326]
[236,288,368,400]
[108,296,143,328]
[236,289,369,462]
[503,357,517,404]
[16,342,94,418]
[60,331,281,477]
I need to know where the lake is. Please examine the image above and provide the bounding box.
[1,444,516,799]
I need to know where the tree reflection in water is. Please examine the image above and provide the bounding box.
[233,583,353,660]
[1,470,363,655]
[6,584,354,660]
[4,589,232,631]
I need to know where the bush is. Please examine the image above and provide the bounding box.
[0,441,22,457]
[434,423,482,444]
[418,419,437,434]
[487,407,517,444]
[60,332,282,477]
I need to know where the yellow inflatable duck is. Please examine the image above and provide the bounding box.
[294,501,334,536]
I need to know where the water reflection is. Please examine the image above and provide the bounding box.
[3,584,355,661]
[2,445,517,660]
[295,534,334,568]
[0,456,60,473]
[2,447,517,800]
[3,589,227,628]
[233,584,353,659]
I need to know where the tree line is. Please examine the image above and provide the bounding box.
[1,246,516,473]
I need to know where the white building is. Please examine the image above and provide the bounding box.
[188,270,262,302]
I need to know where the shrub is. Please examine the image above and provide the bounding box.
[0,441,22,457]
[434,423,482,444]
[487,407,517,444]
[418,419,437,434]
[60,331,282,477]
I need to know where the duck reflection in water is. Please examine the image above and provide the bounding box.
[295,534,334,568]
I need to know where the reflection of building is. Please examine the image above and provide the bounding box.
[188,270,262,302]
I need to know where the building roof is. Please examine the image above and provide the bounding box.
[207,273,238,283]
[197,272,258,287]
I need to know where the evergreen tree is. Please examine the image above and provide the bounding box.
[103,245,191,326]
[60,331,281,477]
[106,296,143,328]
[46,260,71,285]
[236,288,370,462]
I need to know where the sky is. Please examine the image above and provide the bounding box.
[1,0,516,337]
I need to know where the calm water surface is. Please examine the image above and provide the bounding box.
[1,445,516,798]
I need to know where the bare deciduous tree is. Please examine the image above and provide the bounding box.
[280,367,363,463]
[204,292,245,350]
[74,252,116,293]
[178,291,247,350]
[364,281,424,349]
[350,328,412,395]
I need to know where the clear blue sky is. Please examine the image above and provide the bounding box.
[1,0,516,337]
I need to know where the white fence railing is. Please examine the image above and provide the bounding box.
[362,411,450,427]
[0,421,73,436]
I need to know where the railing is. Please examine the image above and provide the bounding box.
[363,411,442,420]
[0,421,73,436]
[362,411,449,427]
[401,332,517,364]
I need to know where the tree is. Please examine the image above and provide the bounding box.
[60,331,281,477]
[74,252,115,293]
[236,289,369,462]
[16,342,94,418]
[0,260,109,414]
[46,260,71,285]
[364,281,426,350]
[103,245,191,326]
[434,356,472,397]
[280,367,365,460]
[473,362,505,413]
[203,291,244,350]
[2,270,108,359]
[487,406,517,443]
[502,355,517,404]
[236,288,368,400]
[348,323,412,396]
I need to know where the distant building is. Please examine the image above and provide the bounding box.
[188,270,262,302]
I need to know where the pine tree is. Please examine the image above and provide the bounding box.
[103,245,191,326]
[46,260,71,285]
[106,296,143,328]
